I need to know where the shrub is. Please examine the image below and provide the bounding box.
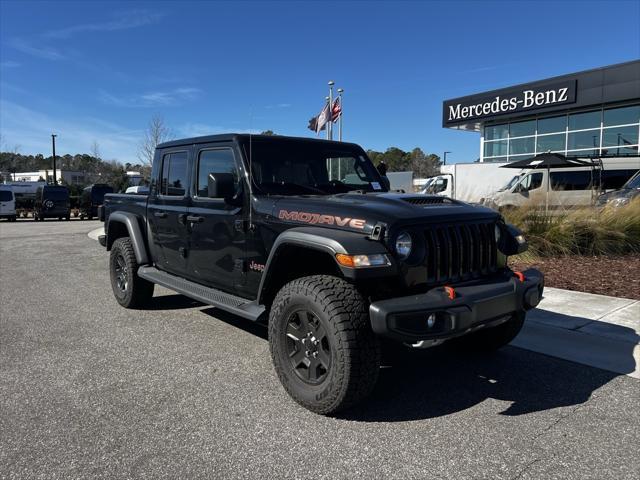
[502,198,640,259]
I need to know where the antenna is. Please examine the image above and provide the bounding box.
[248,107,254,230]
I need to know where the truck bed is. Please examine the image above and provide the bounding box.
[103,193,147,223]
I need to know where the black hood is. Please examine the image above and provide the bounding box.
[257,192,500,235]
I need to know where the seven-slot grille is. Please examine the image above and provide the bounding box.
[423,221,498,284]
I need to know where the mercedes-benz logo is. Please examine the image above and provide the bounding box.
[44,199,54,209]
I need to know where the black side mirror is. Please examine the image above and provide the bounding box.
[207,172,235,199]
[380,176,391,191]
[499,223,528,255]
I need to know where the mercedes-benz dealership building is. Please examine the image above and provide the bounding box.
[443,60,640,163]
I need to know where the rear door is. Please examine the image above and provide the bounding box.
[147,149,191,277]
[186,144,245,292]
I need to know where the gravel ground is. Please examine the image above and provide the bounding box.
[511,255,640,300]
[1,219,639,479]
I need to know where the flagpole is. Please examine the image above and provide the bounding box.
[325,96,330,140]
[337,88,343,141]
[328,80,334,141]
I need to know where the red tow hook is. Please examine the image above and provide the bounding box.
[514,271,526,283]
[444,286,455,300]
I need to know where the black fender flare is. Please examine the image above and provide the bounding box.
[257,227,396,305]
[106,211,149,265]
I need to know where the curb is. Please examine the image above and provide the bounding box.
[88,227,104,241]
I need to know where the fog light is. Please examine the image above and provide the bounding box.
[426,313,436,329]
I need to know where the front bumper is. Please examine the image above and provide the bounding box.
[369,268,544,343]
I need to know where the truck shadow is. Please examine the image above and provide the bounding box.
[338,345,622,422]
[145,294,205,311]
[199,304,631,423]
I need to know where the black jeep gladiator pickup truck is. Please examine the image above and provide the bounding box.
[100,134,543,415]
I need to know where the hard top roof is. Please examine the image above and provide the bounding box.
[157,134,361,150]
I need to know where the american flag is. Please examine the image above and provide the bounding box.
[331,97,342,123]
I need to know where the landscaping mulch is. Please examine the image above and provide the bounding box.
[510,255,640,300]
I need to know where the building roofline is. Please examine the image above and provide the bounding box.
[444,59,640,104]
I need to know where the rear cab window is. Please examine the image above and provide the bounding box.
[160,152,189,196]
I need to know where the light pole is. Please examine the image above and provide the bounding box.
[443,151,451,166]
[337,88,344,141]
[51,134,58,185]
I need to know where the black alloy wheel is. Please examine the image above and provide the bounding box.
[285,309,331,384]
[114,253,129,293]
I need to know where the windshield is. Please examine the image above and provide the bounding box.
[624,171,640,189]
[43,187,69,200]
[500,175,523,192]
[242,141,385,195]
[0,190,13,201]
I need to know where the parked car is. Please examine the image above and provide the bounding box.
[0,185,17,221]
[596,169,640,207]
[34,185,71,221]
[80,184,113,220]
[100,134,543,415]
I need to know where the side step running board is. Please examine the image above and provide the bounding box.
[138,266,266,321]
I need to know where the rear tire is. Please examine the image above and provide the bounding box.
[450,311,525,352]
[269,275,381,415]
[109,237,154,308]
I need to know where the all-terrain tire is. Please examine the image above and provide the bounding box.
[451,311,525,352]
[269,275,381,415]
[109,237,154,309]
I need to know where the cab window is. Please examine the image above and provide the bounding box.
[196,149,239,198]
[160,152,188,196]
[427,178,447,194]
[516,172,543,191]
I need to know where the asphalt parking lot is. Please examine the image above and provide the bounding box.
[1,219,639,479]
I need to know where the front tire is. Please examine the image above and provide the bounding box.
[451,311,525,352]
[269,275,380,415]
[109,237,154,308]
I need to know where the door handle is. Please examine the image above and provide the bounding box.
[186,215,204,223]
[153,211,168,218]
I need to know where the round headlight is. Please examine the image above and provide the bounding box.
[494,224,502,243]
[395,231,412,259]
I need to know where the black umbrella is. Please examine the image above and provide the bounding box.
[500,153,595,211]
[500,152,593,169]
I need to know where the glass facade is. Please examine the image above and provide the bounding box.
[482,104,640,162]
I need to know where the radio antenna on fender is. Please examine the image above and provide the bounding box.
[248,108,254,230]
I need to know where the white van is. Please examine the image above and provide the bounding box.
[484,159,639,209]
[0,186,17,221]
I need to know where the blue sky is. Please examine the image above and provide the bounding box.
[1,0,639,164]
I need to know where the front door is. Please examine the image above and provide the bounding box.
[186,145,245,293]
[148,149,191,277]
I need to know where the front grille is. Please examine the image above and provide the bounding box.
[423,221,497,284]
